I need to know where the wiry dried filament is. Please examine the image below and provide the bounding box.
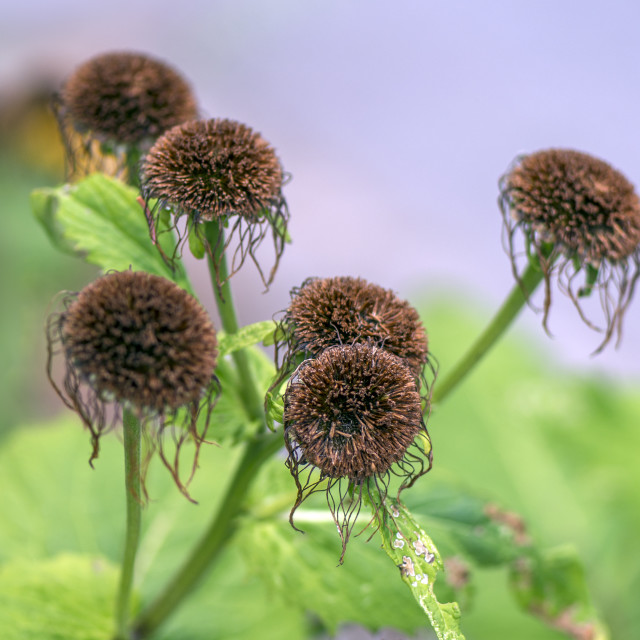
[283,343,431,561]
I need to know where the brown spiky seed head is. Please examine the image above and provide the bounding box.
[287,277,428,376]
[142,118,283,221]
[62,271,217,412]
[506,149,640,263]
[62,52,197,144]
[284,343,422,481]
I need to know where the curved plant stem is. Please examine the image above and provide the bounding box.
[131,221,278,638]
[432,263,544,405]
[132,430,282,639]
[125,147,141,190]
[204,221,264,423]
[115,409,142,640]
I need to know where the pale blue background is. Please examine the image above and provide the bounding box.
[3,0,640,378]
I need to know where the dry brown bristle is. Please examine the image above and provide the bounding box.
[142,118,283,221]
[500,148,640,351]
[284,276,429,376]
[62,52,197,144]
[62,271,217,411]
[283,343,432,561]
[47,271,219,499]
[506,149,640,263]
[284,343,422,480]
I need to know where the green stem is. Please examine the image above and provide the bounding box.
[203,221,264,423]
[432,263,544,405]
[132,430,282,638]
[131,221,278,637]
[114,409,142,640]
[125,147,141,190]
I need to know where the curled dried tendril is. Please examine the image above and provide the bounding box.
[46,270,219,500]
[500,148,640,352]
[141,118,289,291]
[283,343,432,562]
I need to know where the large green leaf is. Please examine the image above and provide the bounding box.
[31,173,191,292]
[236,458,441,636]
[153,546,307,640]
[406,483,521,567]
[2,299,636,639]
[0,416,306,639]
[236,514,430,634]
[0,554,120,640]
[0,155,94,436]
[421,301,635,639]
[510,547,609,640]
[405,483,608,639]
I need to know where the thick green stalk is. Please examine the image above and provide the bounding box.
[131,221,278,637]
[125,147,141,190]
[432,263,544,405]
[114,409,142,640]
[132,430,282,638]
[204,221,264,423]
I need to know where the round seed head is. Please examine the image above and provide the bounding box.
[284,343,423,481]
[505,149,640,264]
[285,276,429,376]
[62,52,197,145]
[142,118,284,221]
[61,271,217,412]
[500,148,640,351]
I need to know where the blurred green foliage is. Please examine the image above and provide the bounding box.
[424,301,640,639]
[0,150,94,435]
[1,126,637,638]
[1,297,637,638]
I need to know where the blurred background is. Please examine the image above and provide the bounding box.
[1,1,639,639]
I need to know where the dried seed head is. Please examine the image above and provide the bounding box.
[62,52,197,145]
[283,276,429,376]
[142,118,283,221]
[141,118,289,289]
[500,148,640,351]
[285,343,422,480]
[505,149,640,263]
[47,271,218,499]
[62,271,217,410]
[283,343,431,560]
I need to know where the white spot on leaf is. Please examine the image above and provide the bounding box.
[399,556,415,577]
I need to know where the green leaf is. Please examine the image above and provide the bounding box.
[31,173,192,292]
[210,345,275,445]
[419,301,626,638]
[406,482,609,638]
[236,516,430,634]
[374,497,466,640]
[264,390,284,432]
[218,321,277,357]
[268,207,292,244]
[261,322,286,347]
[406,483,525,568]
[236,458,439,636]
[510,547,609,640]
[154,546,308,640]
[187,222,206,260]
[0,416,307,639]
[0,554,122,640]
[578,263,599,298]
[30,188,76,255]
